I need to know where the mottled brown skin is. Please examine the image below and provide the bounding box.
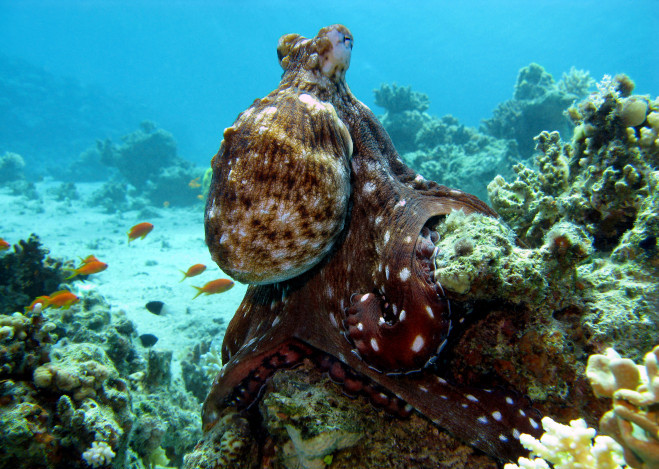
[203,25,542,462]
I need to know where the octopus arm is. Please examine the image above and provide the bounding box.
[369,370,544,461]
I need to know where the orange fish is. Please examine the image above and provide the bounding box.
[192,278,234,299]
[0,239,10,251]
[66,260,108,279]
[127,222,154,243]
[179,263,207,282]
[27,295,51,311]
[188,177,201,189]
[78,255,100,265]
[44,290,79,309]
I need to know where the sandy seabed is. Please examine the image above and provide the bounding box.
[0,180,247,379]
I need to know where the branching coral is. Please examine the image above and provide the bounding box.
[503,417,625,469]
[586,345,659,468]
[81,440,115,468]
[558,67,596,98]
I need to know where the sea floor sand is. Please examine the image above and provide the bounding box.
[0,180,247,380]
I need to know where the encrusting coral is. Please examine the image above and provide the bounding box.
[586,345,659,468]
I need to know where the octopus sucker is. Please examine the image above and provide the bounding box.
[201,24,542,464]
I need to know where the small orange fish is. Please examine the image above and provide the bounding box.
[78,254,100,265]
[44,290,79,309]
[127,222,154,243]
[27,295,51,311]
[179,263,207,282]
[188,177,201,189]
[192,278,234,299]
[66,260,108,279]
[0,239,10,251]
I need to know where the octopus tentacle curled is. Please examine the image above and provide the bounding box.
[203,24,542,462]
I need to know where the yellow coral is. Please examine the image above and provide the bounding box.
[504,417,625,469]
[586,345,659,468]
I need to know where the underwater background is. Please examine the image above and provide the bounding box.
[1,0,657,172]
[1,1,658,469]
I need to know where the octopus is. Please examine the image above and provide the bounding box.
[203,24,542,462]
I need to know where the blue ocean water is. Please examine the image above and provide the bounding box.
[0,0,657,167]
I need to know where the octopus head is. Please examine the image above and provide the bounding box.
[318,26,353,79]
[277,25,353,81]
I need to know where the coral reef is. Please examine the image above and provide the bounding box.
[47,182,80,203]
[62,145,110,183]
[98,120,178,187]
[373,85,518,201]
[407,115,519,201]
[98,121,204,206]
[373,83,432,154]
[481,63,593,158]
[373,65,591,201]
[180,339,215,404]
[144,163,204,207]
[0,235,70,315]
[0,239,202,468]
[586,345,659,468]
[0,151,26,183]
[374,82,430,114]
[487,75,658,359]
[182,409,258,469]
[0,54,143,178]
[86,181,136,214]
